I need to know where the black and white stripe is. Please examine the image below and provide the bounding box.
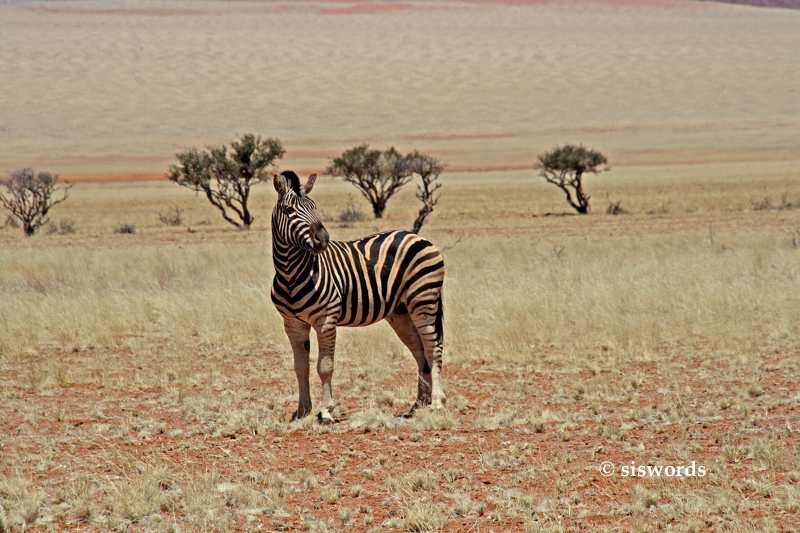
[270,171,446,422]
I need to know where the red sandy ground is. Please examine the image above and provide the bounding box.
[2,336,799,531]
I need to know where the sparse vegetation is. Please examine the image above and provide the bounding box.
[606,199,629,215]
[535,145,608,214]
[327,145,414,219]
[114,223,136,234]
[336,196,367,226]
[752,193,797,211]
[0,168,72,236]
[407,151,445,234]
[391,497,448,532]
[168,133,284,229]
[158,206,183,226]
[1,173,798,532]
[790,228,800,249]
[45,219,76,235]
[647,200,671,215]
[0,476,44,531]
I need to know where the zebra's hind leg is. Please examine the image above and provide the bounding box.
[314,321,337,424]
[284,319,312,421]
[409,297,446,410]
[386,310,432,414]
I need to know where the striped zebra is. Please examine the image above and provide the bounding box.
[270,171,446,423]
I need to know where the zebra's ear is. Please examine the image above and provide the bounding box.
[273,174,288,196]
[303,174,317,195]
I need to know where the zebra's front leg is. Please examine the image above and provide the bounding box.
[315,321,337,424]
[284,319,312,421]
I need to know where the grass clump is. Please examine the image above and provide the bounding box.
[46,219,76,235]
[337,197,366,226]
[0,476,45,531]
[114,223,136,234]
[388,497,448,532]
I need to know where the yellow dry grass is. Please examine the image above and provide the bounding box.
[1,172,798,358]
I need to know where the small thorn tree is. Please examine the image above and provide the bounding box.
[168,134,284,229]
[327,145,414,219]
[0,168,72,236]
[407,151,444,234]
[536,144,608,214]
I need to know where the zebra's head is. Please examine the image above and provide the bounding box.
[272,171,330,254]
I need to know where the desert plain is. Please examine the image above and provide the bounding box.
[1,0,800,531]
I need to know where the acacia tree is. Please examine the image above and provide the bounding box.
[327,145,414,219]
[168,134,284,229]
[407,151,445,234]
[536,144,608,214]
[0,168,72,236]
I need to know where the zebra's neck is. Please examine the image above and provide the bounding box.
[272,233,318,288]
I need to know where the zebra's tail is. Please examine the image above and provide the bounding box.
[434,293,444,346]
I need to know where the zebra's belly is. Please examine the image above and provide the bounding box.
[275,293,392,327]
[334,292,397,327]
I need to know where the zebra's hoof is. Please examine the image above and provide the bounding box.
[317,410,335,424]
[291,407,312,422]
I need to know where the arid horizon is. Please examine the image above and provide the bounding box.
[2,0,799,182]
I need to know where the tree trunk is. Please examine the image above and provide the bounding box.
[242,209,253,228]
[372,200,385,219]
[573,171,590,214]
[23,223,35,236]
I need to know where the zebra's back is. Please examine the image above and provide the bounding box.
[324,230,445,327]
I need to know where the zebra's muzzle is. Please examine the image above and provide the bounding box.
[310,222,330,253]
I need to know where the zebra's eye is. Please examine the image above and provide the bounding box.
[283,206,295,215]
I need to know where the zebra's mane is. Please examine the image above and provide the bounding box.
[280,170,303,196]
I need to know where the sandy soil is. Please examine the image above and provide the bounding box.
[2,335,798,530]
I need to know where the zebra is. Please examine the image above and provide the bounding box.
[270,170,446,423]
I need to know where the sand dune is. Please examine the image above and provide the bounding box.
[1,0,799,180]
[705,0,800,8]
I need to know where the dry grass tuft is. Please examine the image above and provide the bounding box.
[387,470,437,494]
[411,408,455,431]
[349,404,401,432]
[108,465,175,523]
[0,476,44,531]
[389,496,449,532]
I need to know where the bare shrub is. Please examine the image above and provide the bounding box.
[327,144,414,219]
[751,196,773,211]
[789,228,800,249]
[46,219,76,235]
[647,200,671,215]
[168,134,284,229]
[778,193,797,210]
[158,206,183,226]
[114,223,136,234]
[536,145,608,214]
[752,194,798,211]
[0,168,72,236]
[407,151,445,234]
[606,199,630,215]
